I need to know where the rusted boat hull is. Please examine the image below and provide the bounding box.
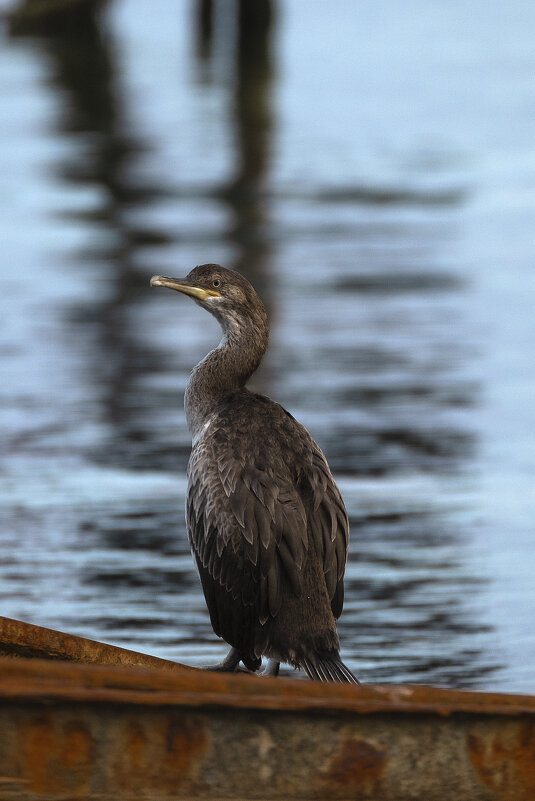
[1,618,534,800]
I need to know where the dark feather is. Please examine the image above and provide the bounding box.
[301,655,359,685]
[277,538,303,596]
[267,559,282,617]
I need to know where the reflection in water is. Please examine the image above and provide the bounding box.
[195,0,275,301]
[195,0,213,63]
[14,2,185,474]
[343,512,497,687]
[5,0,534,688]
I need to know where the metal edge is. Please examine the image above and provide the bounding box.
[1,656,535,718]
[0,615,196,673]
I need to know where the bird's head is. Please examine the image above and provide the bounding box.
[150,264,267,336]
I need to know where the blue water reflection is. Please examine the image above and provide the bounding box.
[0,0,534,690]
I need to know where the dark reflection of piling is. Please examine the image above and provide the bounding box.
[11,0,276,470]
[196,0,275,300]
[10,0,176,475]
[9,3,189,614]
[227,0,274,300]
[196,0,214,62]
[8,0,108,36]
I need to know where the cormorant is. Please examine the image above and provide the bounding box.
[151,264,358,683]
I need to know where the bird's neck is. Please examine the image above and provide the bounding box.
[185,314,269,439]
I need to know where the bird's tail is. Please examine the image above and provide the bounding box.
[301,653,360,685]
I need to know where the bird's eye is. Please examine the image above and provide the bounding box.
[212,279,220,288]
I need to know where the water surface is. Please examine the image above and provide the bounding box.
[1,0,534,690]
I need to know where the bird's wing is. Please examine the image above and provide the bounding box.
[187,431,308,630]
[297,443,350,619]
[187,416,349,634]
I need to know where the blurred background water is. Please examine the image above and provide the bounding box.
[0,0,534,690]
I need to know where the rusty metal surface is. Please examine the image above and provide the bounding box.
[0,615,195,673]
[1,656,535,801]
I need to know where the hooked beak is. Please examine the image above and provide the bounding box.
[150,275,221,300]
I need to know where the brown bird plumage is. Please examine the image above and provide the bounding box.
[151,264,358,683]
